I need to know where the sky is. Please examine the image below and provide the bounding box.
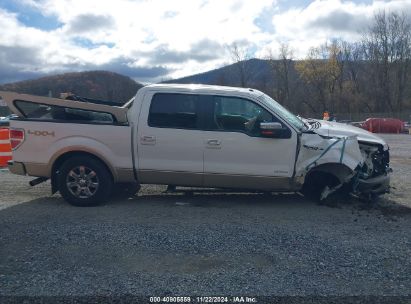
[0,0,410,84]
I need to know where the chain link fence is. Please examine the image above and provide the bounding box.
[302,111,411,123]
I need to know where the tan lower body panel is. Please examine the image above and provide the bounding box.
[138,170,203,187]
[115,168,135,183]
[138,170,297,191]
[24,162,50,177]
[203,173,294,191]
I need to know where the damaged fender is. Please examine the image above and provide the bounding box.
[295,133,363,196]
[296,133,362,176]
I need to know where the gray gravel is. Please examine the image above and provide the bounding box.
[0,134,410,297]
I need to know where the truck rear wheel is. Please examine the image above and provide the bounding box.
[58,156,113,206]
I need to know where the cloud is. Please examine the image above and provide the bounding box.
[146,39,226,65]
[0,45,46,84]
[265,0,411,58]
[87,58,172,81]
[1,0,411,84]
[0,64,43,84]
[163,11,179,18]
[254,4,278,34]
[0,50,171,84]
[1,1,245,84]
[0,45,42,66]
[67,14,115,34]
[309,10,370,33]
[0,0,276,83]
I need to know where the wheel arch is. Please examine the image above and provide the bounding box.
[305,162,354,184]
[50,150,115,193]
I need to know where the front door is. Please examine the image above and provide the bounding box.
[202,95,298,190]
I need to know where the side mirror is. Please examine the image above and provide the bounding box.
[260,122,282,130]
[259,122,291,138]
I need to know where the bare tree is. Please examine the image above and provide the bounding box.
[295,43,344,112]
[362,11,411,112]
[339,41,379,113]
[229,42,254,87]
[267,43,294,108]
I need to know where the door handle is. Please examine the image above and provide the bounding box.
[206,139,221,148]
[140,135,156,145]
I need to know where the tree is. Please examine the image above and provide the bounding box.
[295,42,345,113]
[362,11,411,112]
[228,42,254,87]
[267,43,294,109]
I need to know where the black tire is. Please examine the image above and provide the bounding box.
[301,172,339,202]
[112,182,140,198]
[58,156,113,206]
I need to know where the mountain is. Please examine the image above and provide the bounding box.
[0,71,143,104]
[165,58,283,90]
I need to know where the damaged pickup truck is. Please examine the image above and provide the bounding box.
[0,84,391,206]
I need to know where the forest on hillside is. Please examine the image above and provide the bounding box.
[0,71,142,104]
[221,11,411,120]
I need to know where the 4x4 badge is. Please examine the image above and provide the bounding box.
[28,130,55,137]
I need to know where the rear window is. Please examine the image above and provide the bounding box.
[148,93,199,129]
[14,100,115,124]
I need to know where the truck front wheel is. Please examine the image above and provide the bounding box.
[58,156,113,206]
[301,171,340,202]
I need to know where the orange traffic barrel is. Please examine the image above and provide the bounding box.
[0,128,12,167]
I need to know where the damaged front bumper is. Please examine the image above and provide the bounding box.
[355,142,392,196]
[356,172,391,195]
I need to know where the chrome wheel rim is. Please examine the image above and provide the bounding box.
[66,166,99,199]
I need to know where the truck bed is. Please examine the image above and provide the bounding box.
[0,91,134,182]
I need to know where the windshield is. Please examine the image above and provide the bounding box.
[258,94,305,131]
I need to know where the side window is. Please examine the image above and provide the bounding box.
[210,96,277,136]
[148,93,199,129]
[14,100,115,124]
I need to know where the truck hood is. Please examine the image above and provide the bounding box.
[306,119,388,148]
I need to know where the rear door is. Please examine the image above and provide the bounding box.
[136,92,205,186]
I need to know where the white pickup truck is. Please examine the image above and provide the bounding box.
[0,84,391,206]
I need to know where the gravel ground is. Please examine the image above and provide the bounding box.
[0,134,410,298]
